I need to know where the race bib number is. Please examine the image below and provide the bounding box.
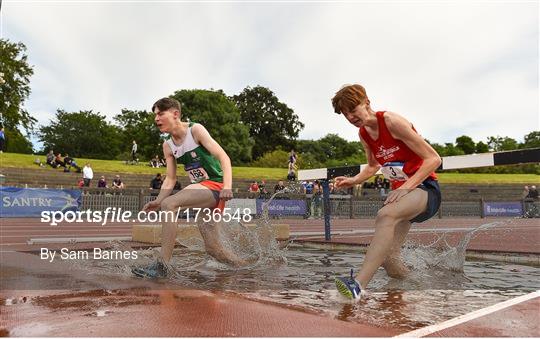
[381,162,409,181]
[187,167,210,183]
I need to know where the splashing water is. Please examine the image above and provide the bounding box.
[399,218,516,283]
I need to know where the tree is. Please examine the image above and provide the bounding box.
[455,135,476,154]
[3,128,33,153]
[318,134,363,161]
[114,109,163,160]
[0,39,35,131]
[475,141,489,153]
[520,131,540,149]
[39,110,122,159]
[233,86,304,160]
[171,89,253,165]
[487,136,518,152]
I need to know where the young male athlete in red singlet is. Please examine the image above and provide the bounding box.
[132,97,245,278]
[332,84,442,299]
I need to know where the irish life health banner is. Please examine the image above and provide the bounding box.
[483,201,523,217]
[256,199,307,216]
[0,187,82,218]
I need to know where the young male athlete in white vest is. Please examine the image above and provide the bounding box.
[332,84,442,299]
[132,97,243,278]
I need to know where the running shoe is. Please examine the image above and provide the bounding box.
[335,269,362,299]
[131,260,168,279]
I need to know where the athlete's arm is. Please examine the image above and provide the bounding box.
[384,112,442,190]
[141,142,177,212]
[335,136,380,189]
[192,124,233,199]
[155,142,178,201]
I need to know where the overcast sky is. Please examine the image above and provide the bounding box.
[2,0,538,148]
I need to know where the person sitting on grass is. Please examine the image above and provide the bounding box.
[55,153,66,168]
[64,154,82,173]
[46,150,57,168]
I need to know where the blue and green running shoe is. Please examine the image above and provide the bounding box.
[335,269,362,299]
[132,260,168,279]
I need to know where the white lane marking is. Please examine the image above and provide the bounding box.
[395,290,540,337]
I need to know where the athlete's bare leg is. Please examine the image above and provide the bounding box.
[356,188,428,288]
[159,184,245,265]
[382,220,412,278]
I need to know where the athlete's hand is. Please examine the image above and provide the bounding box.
[142,200,161,212]
[384,188,414,205]
[335,176,355,189]
[220,188,233,201]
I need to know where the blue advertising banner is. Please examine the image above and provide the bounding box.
[0,187,82,218]
[256,199,307,216]
[483,201,523,217]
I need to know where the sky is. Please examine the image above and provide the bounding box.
[1,0,539,149]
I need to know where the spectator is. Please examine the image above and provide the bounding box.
[522,185,530,199]
[288,149,297,170]
[77,178,85,188]
[249,181,259,193]
[310,181,323,219]
[97,176,107,188]
[524,185,539,218]
[529,185,539,200]
[64,154,82,173]
[150,155,161,168]
[287,168,296,181]
[274,180,286,193]
[0,127,5,153]
[353,183,362,197]
[82,163,93,187]
[374,175,383,190]
[46,150,57,168]
[305,181,314,195]
[259,180,268,195]
[112,175,125,189]
[150,173,163,190]
[55,153,66,169]
[130,140,138,164]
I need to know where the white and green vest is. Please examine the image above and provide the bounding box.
[166,122,223,183]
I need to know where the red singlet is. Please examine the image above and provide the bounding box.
[359,111,437,190]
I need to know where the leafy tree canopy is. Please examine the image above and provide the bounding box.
[233,86,304,160]
[171,89,253,165]
[39,110,122,160]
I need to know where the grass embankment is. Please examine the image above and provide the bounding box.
[0,152,287,180]
[1,152,538,184]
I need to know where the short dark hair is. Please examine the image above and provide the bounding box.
[152,97,181,113]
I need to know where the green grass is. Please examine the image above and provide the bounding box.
[436,172,538,184]
[0,152,288,180]
[1,152,538,183]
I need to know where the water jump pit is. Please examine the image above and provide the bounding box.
[1,216,539,337]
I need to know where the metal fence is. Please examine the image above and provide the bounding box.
[76,188,540,218]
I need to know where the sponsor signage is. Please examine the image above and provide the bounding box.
[483,201,523,217]
[0,187,82,218]
[256,199,307,215]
